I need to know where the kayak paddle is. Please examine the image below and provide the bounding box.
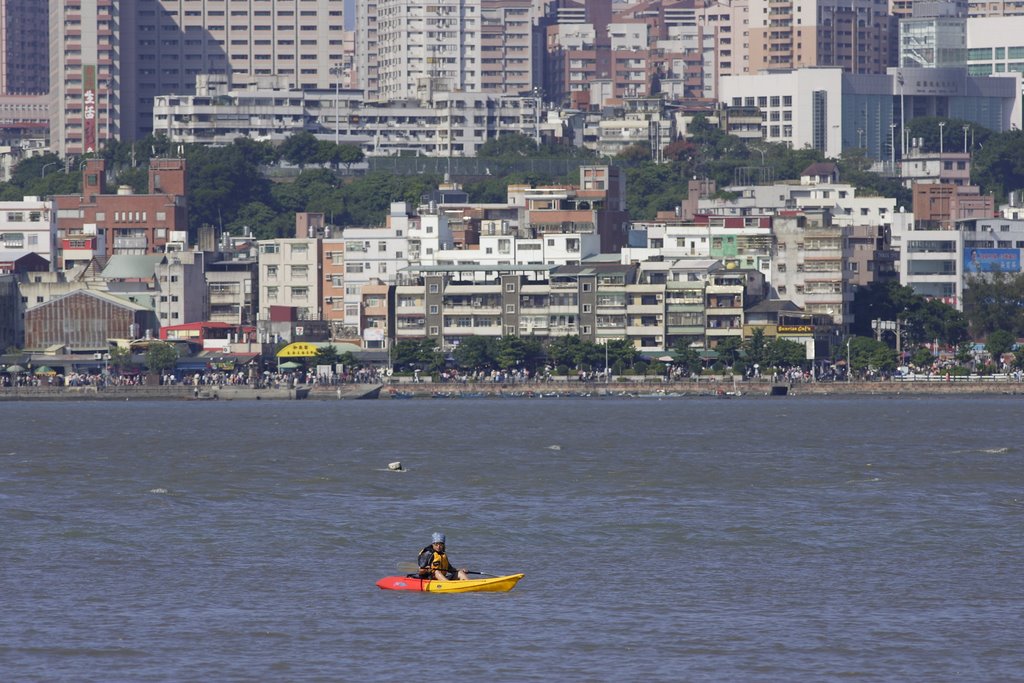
[395,562,500,577]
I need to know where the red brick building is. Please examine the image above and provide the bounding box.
[54,158,188,267]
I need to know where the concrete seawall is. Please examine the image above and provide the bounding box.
[2,379,1021,401]
[378,378,1024,398]
[0,383,383,401]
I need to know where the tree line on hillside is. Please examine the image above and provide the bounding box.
[6,117,1024,235]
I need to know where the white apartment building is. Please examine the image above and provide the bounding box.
[771,211,853,326]
[891,210,964,307]
[257,238,323,323]
[720,69,846,156]
[49,0,345,154]
[966,16,1024,85]
[340,225,410,344]
[897,213,1024,309]
[374,0,480,101]
[0,197,58,270]
[698,180,897,220]
[592,98,675,160]
[624,218,774,278]
[155,250,208,327]
[153,78,546,157]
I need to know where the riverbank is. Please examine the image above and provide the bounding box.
[376,377,1024,398]
[3,377,1021,400]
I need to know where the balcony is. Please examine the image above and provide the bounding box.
[626,324,664,337]
[113,237,148,249]
[626,302,664,315]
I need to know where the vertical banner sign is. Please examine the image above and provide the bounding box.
[83,65,97,153]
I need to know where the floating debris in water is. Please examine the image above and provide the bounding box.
[387,461,405,471]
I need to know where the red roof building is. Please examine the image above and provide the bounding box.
[54,158,188,266]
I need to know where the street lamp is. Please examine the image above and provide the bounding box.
[749,145,766,166]
[847,338,852,383]
[41,161,58,178]
[329,63,343,145]
[963,125,969,154]
[938,121,945,156]
[889,123,896,167]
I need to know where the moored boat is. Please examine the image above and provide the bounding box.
[376,573,524,593]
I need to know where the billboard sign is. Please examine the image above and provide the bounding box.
[964,248,1021,274]
[83,65,97,153]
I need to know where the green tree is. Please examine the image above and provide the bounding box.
[145,342,179,375]
[228,201,286,240]
[765,337,807,368]
[338,351,359,372]
[453,336,495,370]
[108,346,133,373]
[604,338,639,371]
[232,136,279,166]
[985,329,1016,365]
[494,336,543,371]
[910,346,935,368]
[391,339,423,371]
[477,133,540,158]
[394,338,446,373]
[278,131,322,168]
[185,143,273,234]
[955,341,975,367]
[852,281,967,347]
[840,336,896,376]
[615,143,651,164]
[971,128,1024,201]
[670,340,702,375]
[337,143,365,170]
[744,328,768,367]
[714,337,743,367]
[963,271,1024,338]
[314,344,342,368]
[907,117,992,156]
[545,336,604,370]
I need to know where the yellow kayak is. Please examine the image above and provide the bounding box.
[376,573,524,593]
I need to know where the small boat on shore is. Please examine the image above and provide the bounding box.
[376,573,524,593]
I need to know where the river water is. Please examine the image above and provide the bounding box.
[1,397,1022,681]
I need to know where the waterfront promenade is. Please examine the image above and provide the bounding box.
[2,376,1023,400]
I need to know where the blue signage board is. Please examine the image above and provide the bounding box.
[964,248,1021,274]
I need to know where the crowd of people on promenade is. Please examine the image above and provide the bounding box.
[6,355,1024,390]
[1,372,147,388]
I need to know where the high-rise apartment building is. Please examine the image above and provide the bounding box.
[372,0,482,101]
[1,0,48,94]
[967,0,1020,16]
[747,0,894,75]
[0,0,49,146]
[49,0,345,155]
[481,0,534,96]
[355,0,380,99]
[49,0,119,155]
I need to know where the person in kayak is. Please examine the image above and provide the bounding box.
[417,532,468,581]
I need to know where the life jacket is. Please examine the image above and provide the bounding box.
[420,546,451,574]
